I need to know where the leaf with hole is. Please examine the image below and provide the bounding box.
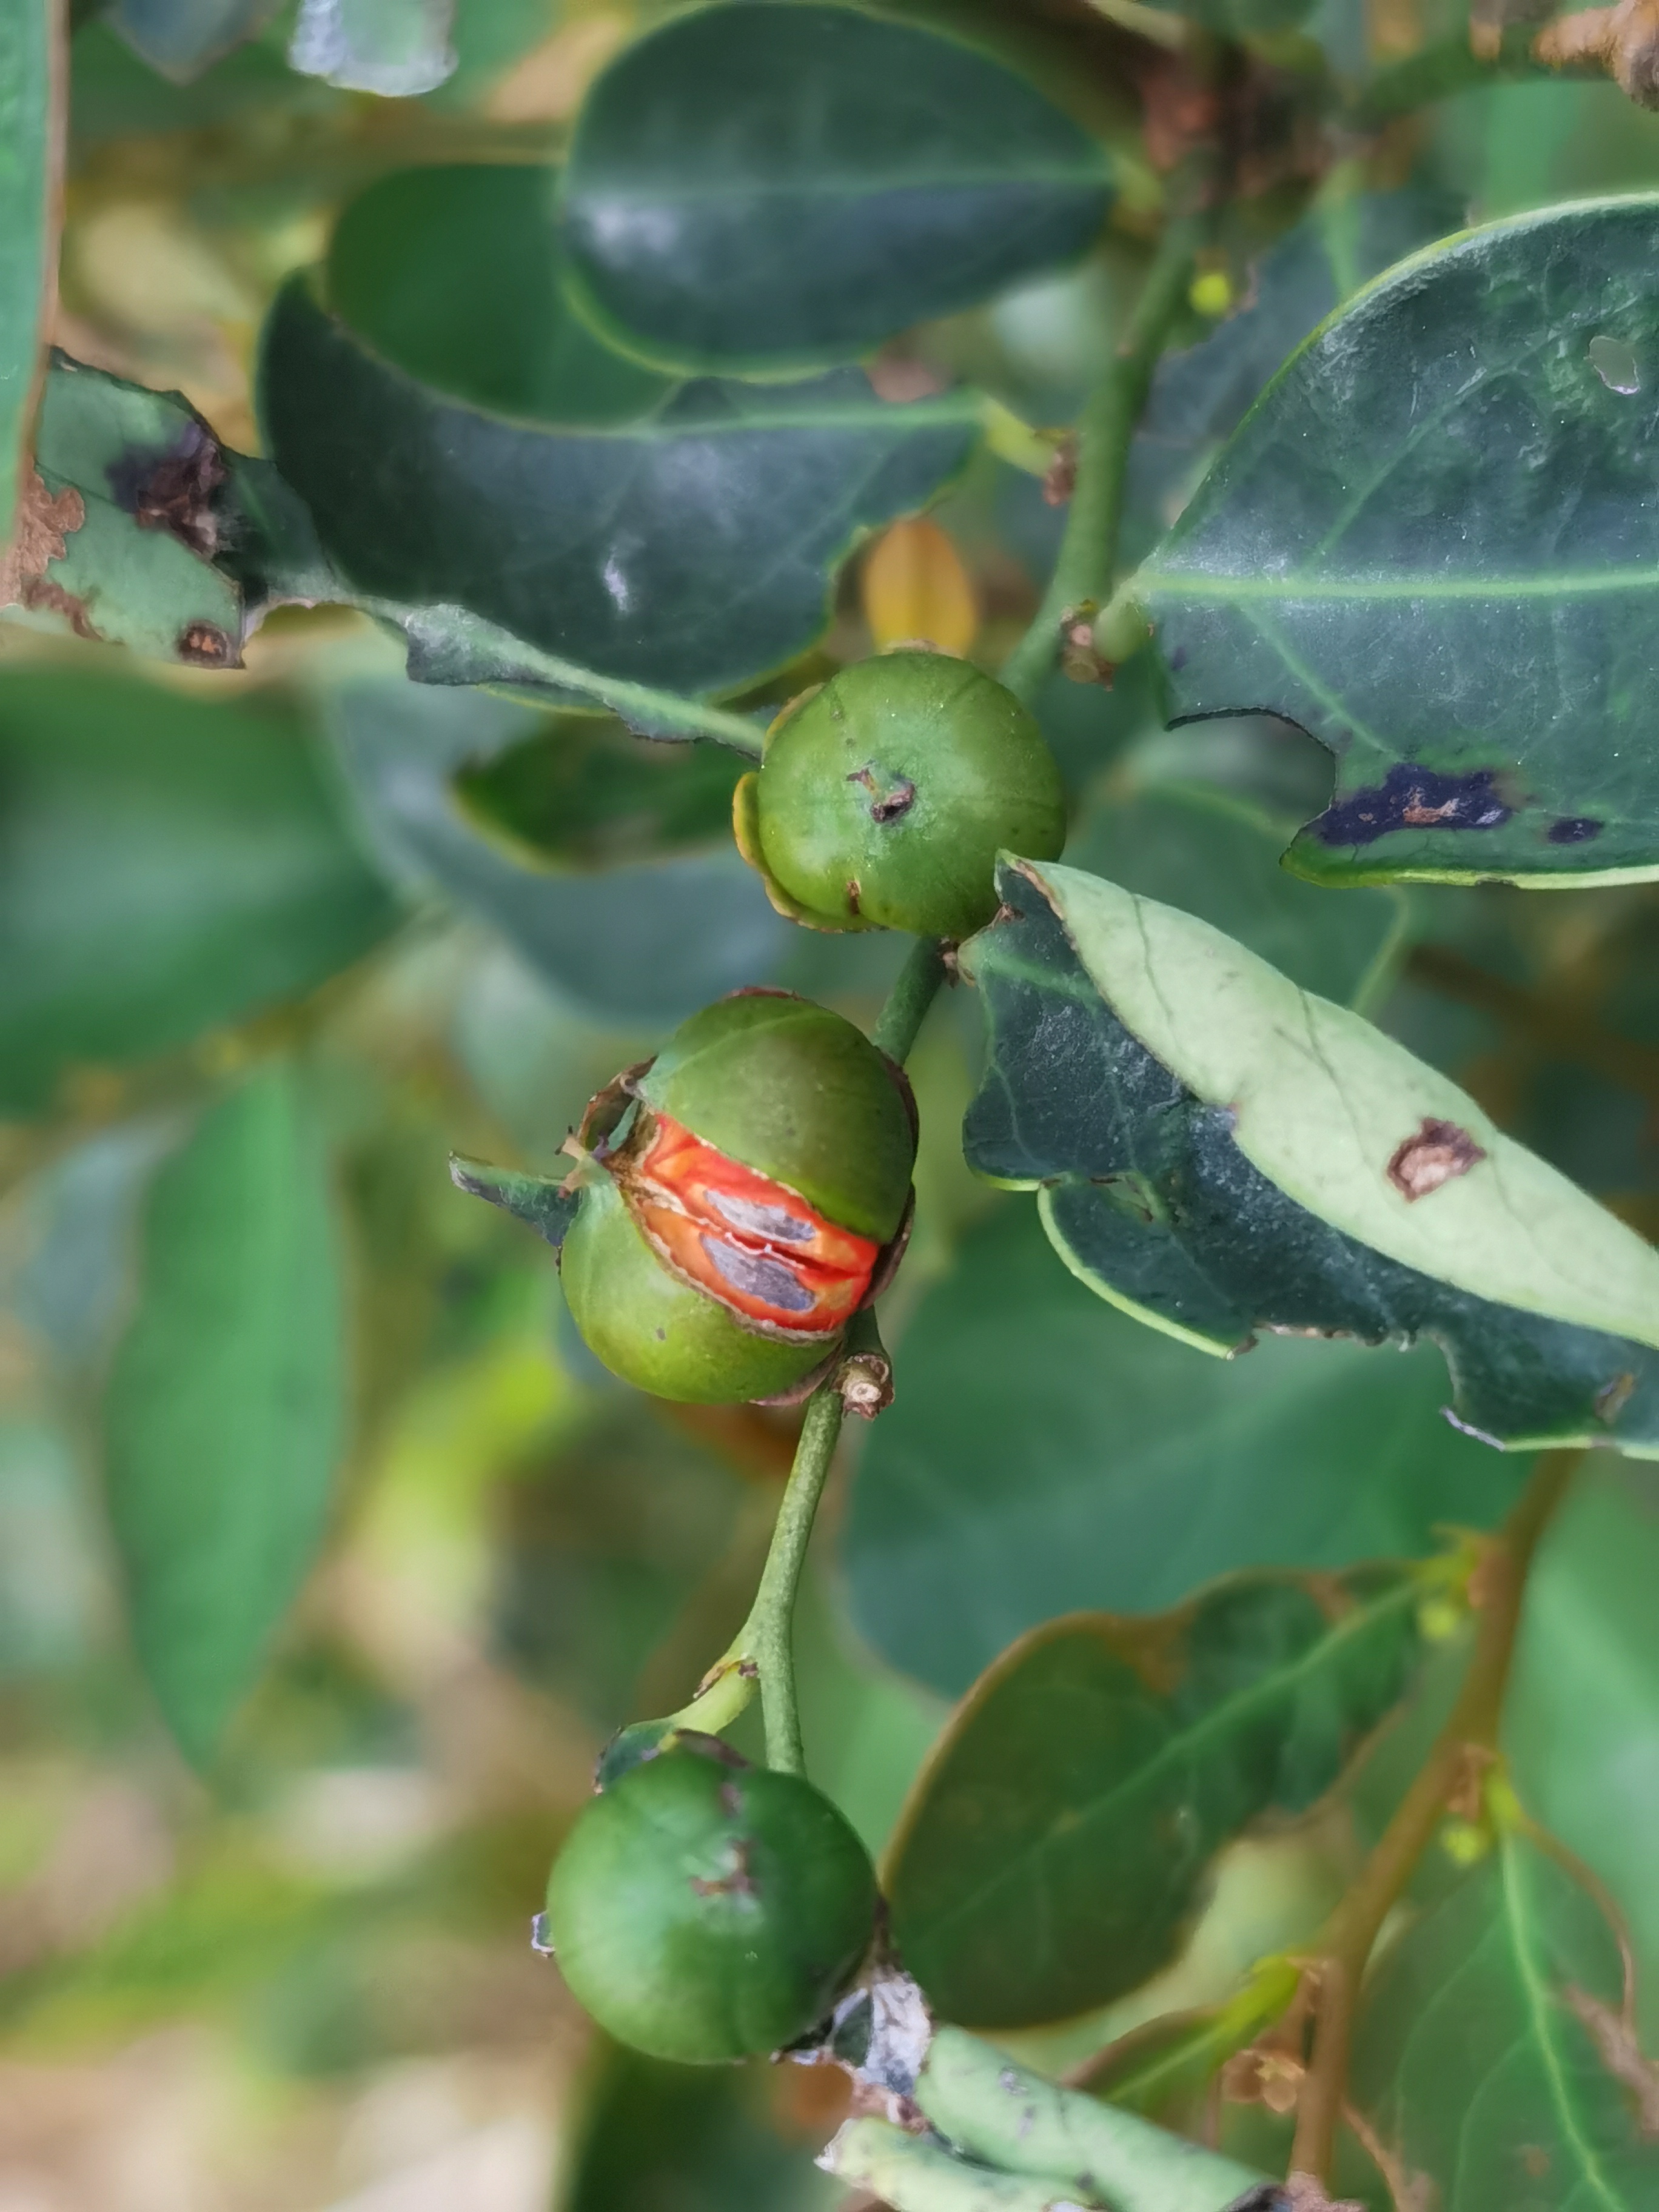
[885,1564,1426,2026]
[557,1,1113,375]
[260,272,979,697]
[104,1067,346,1766]
[959,857,1659,1456]
[0,666,399,1116]
[1134,199,1659,886]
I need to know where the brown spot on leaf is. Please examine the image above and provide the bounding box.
[1521,2144,1551,2177]
[176,621,236,666]
[1387,1117,1488,1201]
[107,420,226,559]
[0,474,86,609]
[1564,1984,1659,2136]
[21,575,101,640]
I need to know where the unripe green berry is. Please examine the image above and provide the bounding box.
[736,651,1066,940]
[560,1173,830,1404]
[543,1746,878,2063]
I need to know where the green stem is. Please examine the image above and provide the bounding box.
[998,219,1203,708]
[873,936,948,1062]
[748,1386,844,1774]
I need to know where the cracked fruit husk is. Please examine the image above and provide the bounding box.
[734,651,1067,939]
[560,991,916,1403]
[543,1745,879,2063]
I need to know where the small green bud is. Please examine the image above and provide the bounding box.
[735,651,1066,940]
[543,1744,878,2063]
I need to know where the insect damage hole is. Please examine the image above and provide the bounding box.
[1387,1117,1488,1201]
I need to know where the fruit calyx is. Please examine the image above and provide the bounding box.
[606,1104,883,1341]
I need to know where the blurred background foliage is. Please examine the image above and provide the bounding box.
[6,0,1659,2207]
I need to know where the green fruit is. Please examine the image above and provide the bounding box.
[560,1173,828,1404]
[739,651,1067,939]
[544,1746,878,2063]
[637,989,914,1244]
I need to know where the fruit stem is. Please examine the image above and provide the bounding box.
[997,212,1205,708]
[872,936,948,1063]
[1286,1446,1581,2184]
[746,1383,845,1775]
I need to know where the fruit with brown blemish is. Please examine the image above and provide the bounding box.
[541,1743,879,2062]
[560,990,917,1403]
[732,649,1067,939]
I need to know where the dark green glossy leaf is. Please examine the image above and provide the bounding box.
[885,1564,1424,2026]
[1350,1822,1659,2208]
[8,355,243,663]
[1135,199,1659,886]
[844,1202,1519,1698]
[0,0,55,554]
[261,272,978,696]
[1128,188,1461,565]
[959,858,1659,1456]
[104,0,278,81]
[328,678,786,1024]
[104,1067,344,1765]
[558,1,1113,375]
[287,0,454,93]
[1064,782,1405,1009]
[325,164,670,426]
[0,666,399,1116]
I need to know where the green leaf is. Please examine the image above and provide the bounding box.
[260,271,979,697]
[0,666,399,1116]
[1064,782,1405,1009]
[104,0,280,81]
[885,1563,1425,2026]
[104,1067,345,1765]
[1134,198,1659,887]
[558,1,1113,376]
[568,2038,837,2212]
[959,857,1659,1456]
[1507,1464,1659,2033]
[0,0,55,557]
[844,1202,1520,1698]
[448,1154,577,1250]
[1129,187,1461,564]
[1350,1822,1659,2208]
[452,714,745,868]
[328,677,787,1023]
[326,164,671,427]
[288,0,454,94]
[8,355,244,663]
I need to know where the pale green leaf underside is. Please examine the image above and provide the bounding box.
[1136,198,1659,886]
[0,0,52,552]
[1030,861,1659,1352]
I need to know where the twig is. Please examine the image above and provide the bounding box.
[998,216,1205,706]
[1347,23,1552,123]
[1287,1447,1583,2182]
[873,937,950,1062]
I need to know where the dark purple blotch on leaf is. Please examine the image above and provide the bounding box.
[107,420,226,560]
[1547,816,1604,845]
[1310,763,1512,847]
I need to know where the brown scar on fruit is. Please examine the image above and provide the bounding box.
[1387,1117,1488,1200]
[1,474,95,636]
[846,766,916,823]
[107,420,226,560]
[690,1839,756,1899]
